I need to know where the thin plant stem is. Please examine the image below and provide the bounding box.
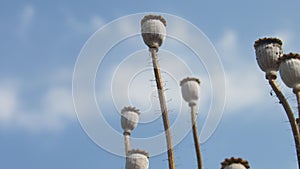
[149,47,175,169]
[190,103,203,169]
[295,91,300,119]
[267,75,300,169]
[123,132,130,157]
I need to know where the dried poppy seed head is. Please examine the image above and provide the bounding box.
[141,14,167,48]
[180,77,201,106]
[278,53,300,92]
[254,37,283,79]
[121,106,140,133]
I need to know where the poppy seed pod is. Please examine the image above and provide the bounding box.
[254,37,283,79]
[121,106,140,133]
[126,149,149,169]
[279,53,300,92]
[221,157,250,169]
[141,14,166,48]
[180,77,200,105]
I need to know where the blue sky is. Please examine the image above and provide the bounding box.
[1,0,300,169]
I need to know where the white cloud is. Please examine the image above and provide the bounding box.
[43,87,74,120]
[0,81,19,123]
[216,29,268,112]
[16,86,74,132]
[90,16,106,30]
[225,70,267,112]
[0,69,76,132]
[216,29,239,66]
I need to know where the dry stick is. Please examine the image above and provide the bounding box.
[295,91,300,120]
[190,103,203,169]
[149,47,175,169]
[267,76,300,169]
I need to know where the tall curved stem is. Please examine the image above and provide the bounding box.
[190,103,203,169]
[267,76,300,168]
[150,47,175,169]
[295,91,300,120]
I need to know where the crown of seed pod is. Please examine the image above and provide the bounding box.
[141,14,167,48]
[221,157,250,169]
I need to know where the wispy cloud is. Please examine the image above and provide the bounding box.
[217,29,239,63]
[16,86,74,132]
[216,29,268,112]
[18,4,35,38]
[0,80,19,124]
[0,69,75,132]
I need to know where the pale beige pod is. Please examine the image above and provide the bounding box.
[279,53,300,92]
[141,14,167,48]
[180,77,200,105]
[121,106,140,133]
[254,37,283,78]
[126,149,149,169]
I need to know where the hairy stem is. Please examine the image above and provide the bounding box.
[150,47,175,169]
